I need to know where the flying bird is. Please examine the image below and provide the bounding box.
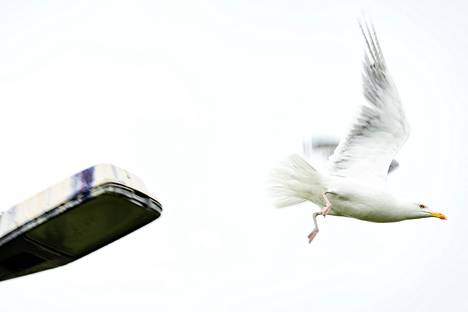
[271,20,447,243]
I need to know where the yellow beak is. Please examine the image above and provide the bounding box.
[431,212,447,220]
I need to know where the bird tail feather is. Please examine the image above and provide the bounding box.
[270,154,325,208]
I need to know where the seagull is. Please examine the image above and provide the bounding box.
[271,20,447,243]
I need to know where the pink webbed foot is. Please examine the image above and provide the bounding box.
[308,212,322,243]
[307,229,319,243]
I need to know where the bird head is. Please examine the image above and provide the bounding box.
[411,203,447,220]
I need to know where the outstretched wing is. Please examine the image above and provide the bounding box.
[328,20,410,184]
[303,137,399,174]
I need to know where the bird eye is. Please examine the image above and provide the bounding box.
[419,204,426,209]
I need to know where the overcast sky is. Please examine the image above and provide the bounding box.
[0,1,467,311]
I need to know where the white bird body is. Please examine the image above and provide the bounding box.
[318,176,420,223]
[271,20,446,242]
[274,154,430,223]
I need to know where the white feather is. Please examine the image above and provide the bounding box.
[328,21,410,185]
[270,154,325,208]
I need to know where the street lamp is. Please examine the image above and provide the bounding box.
[0,164,162,281]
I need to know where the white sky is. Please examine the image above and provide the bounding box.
[0,1,467,311]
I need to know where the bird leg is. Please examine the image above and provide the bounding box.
[307,193,333,243]
[308,212,322,243]
[321,192,332,217]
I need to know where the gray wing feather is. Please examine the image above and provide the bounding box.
[328,20,410,183]
[304,137,399,174]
